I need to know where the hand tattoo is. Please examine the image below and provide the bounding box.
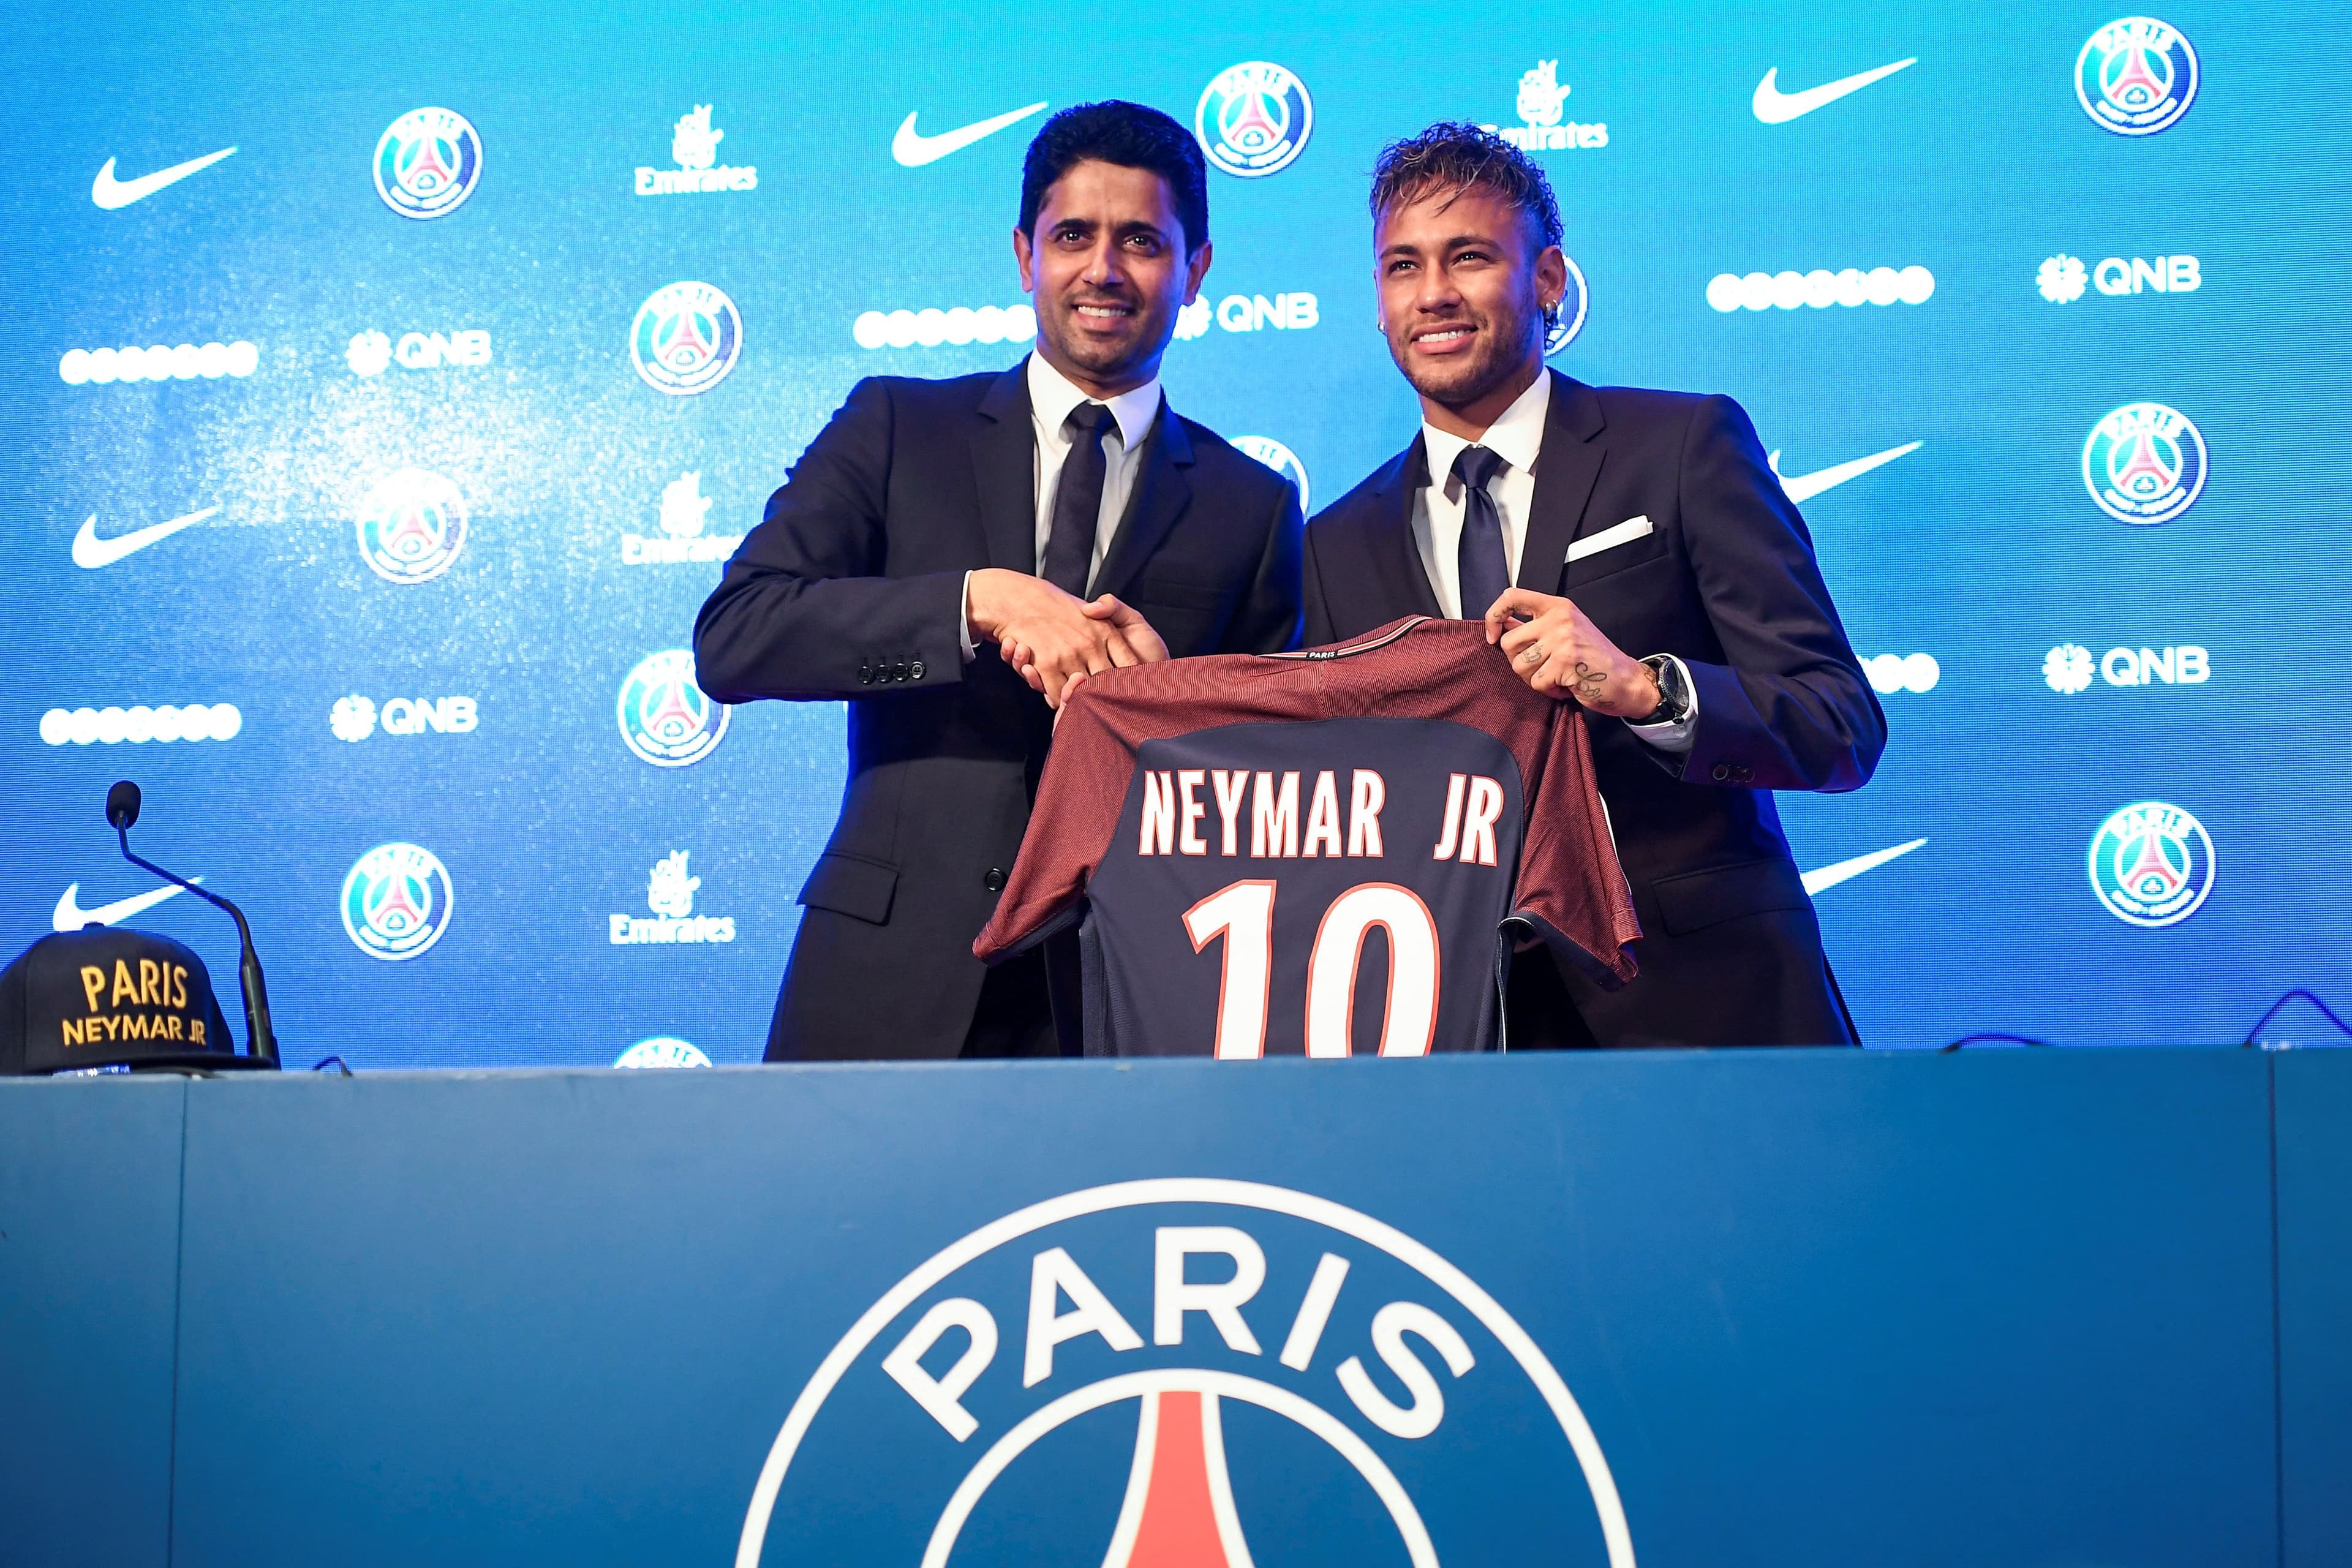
[1571,660,1607,702]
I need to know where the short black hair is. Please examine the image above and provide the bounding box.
[1019,101,1209,253]
[1368,121,1564,255]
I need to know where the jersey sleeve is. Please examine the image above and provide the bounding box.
[972,680,1142,963]
[1510,706,1643,987]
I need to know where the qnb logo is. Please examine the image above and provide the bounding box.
[59,341,258,384]
[40,704,241,746]
[853,305,1036,351]
[2037,254,2199,303]
[1479,58,1608,151]
[1706,266,1933,312]
[2082,402,2205,525]
[329,695,478,742]
[638,104,756,195]
[374,107,482,219]
[611,848,737,946]
[626,470,744,565]
[2076,17,2198,136]
[738,1182,1635,1568]
[1196,61,1313,178]
[2088,801,2214,927]
[1231,437,1310,512]
[1860,654,1939,695]
[340,842,454,960]
[614,1037,712,1068]
[618,649,728,767]
[2043,643,2210,693]
[346,328,492,376]
[1172,292,1321,341]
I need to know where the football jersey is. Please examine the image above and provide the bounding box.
[973,617,1640,1057]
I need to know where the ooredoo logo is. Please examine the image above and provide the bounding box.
[737,1180,1634,1566]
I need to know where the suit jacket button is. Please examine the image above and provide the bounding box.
[1710,763,1731,782]
[894,659,909,682]
[858,662,872,685]
[984,867,1006,893]
[1735,766,1754,783]
[910,658,925,681]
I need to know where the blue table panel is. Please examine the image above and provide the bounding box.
[2278,1046,2352,1568]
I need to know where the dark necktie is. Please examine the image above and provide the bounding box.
[1042,402,1112,596]
[1453,444,1512,619]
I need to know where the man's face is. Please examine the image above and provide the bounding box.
[1374,184,1564,410]
[1016,159,1211,394]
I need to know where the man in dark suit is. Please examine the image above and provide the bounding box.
[1305,124,1884,1047]
[695,102,1303,1061]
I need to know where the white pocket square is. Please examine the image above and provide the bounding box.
[1566,514,1653,564]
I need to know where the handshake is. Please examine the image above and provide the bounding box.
[965,568,1167,709]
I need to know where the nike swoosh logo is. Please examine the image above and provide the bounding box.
[54,878,202,932]
[72,505,221,568]
[1770,442,1921,505]
[1801,839,1926,897]
[892,102,1049,167]
[92,146,239,209]
[1752,59,1917,124]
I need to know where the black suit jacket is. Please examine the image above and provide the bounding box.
[695,362,1303,1060]
[1302,371,1884,1046]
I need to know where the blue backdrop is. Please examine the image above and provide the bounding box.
[3,2,2345,1063]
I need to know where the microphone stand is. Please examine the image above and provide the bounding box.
[116,824,280,1068]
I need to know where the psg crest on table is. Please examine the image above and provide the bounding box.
[2080,401,2205,526]
[341,842,455,960]
[2075,17,2198,136]
[617,649,728,767]
[373,107,483,219]
[355,467,469,584]
[1195,62,1314,178]
[737,1180,1634,1568]
[631,281,743,396]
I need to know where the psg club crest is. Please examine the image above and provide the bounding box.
[617,649,728,767]
[630,281,742,396]
[614,1037,712,1068]
[2087,801,2214,927]
[341,842,454,961]
[2081,401,2206,525]
[355,467,469,583]
[2075,18,2198,136]
[372,107,483,219]
[1231,436,1311,513]
[737,1180,1635,1567]
[1196,62,1314,178]
[1544,254,1590,358]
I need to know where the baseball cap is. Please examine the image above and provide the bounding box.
[0,925,238,1075]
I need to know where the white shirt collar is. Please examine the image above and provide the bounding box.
[1026,352,1162,451]
[1418,369,1553,491]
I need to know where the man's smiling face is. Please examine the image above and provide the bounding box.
[1016,159,1211,396]
[1375,183,1559,413]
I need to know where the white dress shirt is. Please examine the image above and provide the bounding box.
[1411,371,1696,752]
[960,353,1162,660]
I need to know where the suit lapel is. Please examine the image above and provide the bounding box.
[1517,369,1608,592]
[1090,395,1193,603]
[1367,437,1444,620]
[972,363,1039,573]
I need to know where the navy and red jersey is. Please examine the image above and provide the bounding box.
[974,617,1641,1057]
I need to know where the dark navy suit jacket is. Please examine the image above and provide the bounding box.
[696,363,1303,1060]
[1302,370,1884,1046]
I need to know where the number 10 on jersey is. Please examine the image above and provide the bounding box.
[1182,880,1442,1058]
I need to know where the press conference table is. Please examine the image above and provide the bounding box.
[5,1049,2346,1567]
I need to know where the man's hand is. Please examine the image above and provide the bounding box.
[968,569,1167,708]
[1482,587,1660,717]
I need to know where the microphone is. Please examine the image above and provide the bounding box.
[106,780,280,1068]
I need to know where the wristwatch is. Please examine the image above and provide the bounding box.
[1631,654,1692,726]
